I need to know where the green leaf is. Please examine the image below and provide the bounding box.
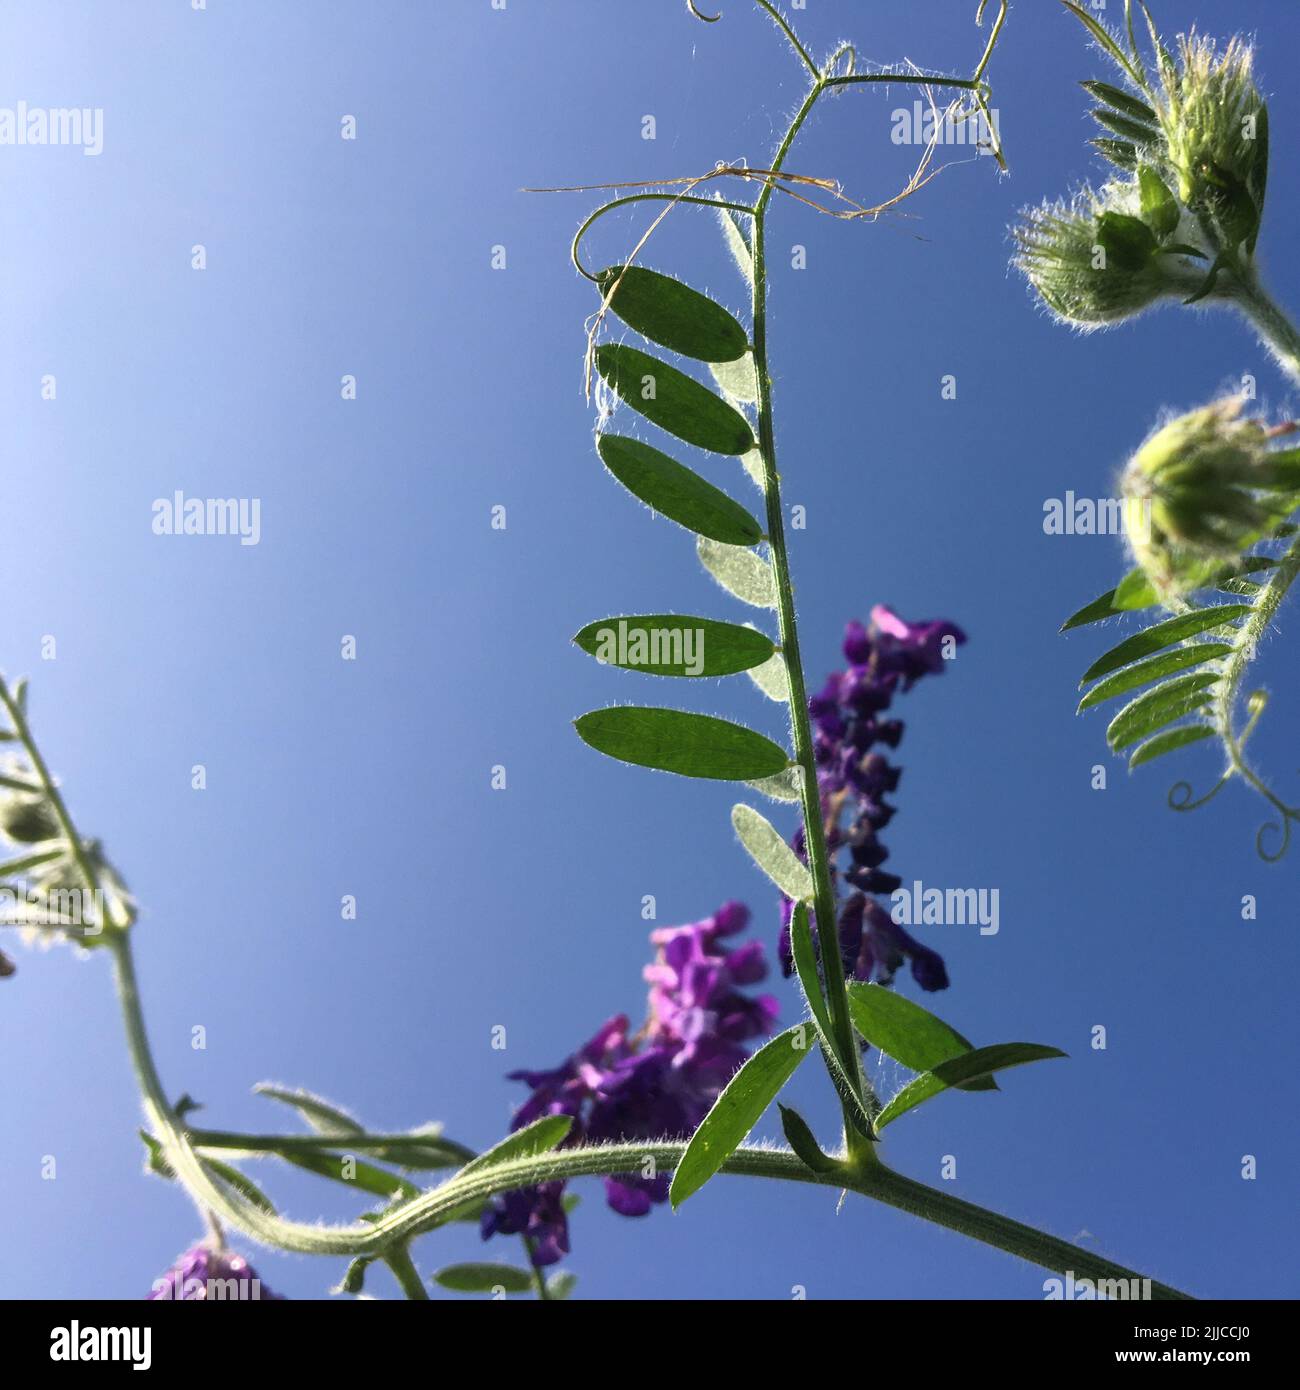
[1114,554,1278,610]
[845,983,995,1092]
[1063,2,1144,87]
[144,1129,280,1213]
[0,773,44,795]
[205,1158,279,1215]
[596,434,763,545]
[1079,606,1250,684]
[1138,165,1180,238]
[573,614,774,678]
[275,1148,420,1201]
[1080,79,1157,124]
[1106,673,1218,751]
[739,447,765,489]
[596,265,748,363]
[716,199,754,286]
[173,1094,203,1120]
[369,1128,474,1171]
[140,1130,176,1181]
[778,1104,840,1175]
[1247,102,1268,255]
[545,1270,578,1299]
[1061,585,1123,631]
[669,1024,814,1206]
[434,1263,534,1295]
[1078,642,1231,712]
[1091,137,1139,171]
[1112,567,1160,609]
[576,707,789,781]
[745,767,803,803]
[253,1083,364,1137]
[788,902,832,1042]
[711,352,759,405]
[0,847,64,878]
[1184,252,1228,305]
[876,1043,1067,1130]
[697,537,776,609]
[1129,722,1215,768]
[1093,109,1159,147]
[458,1115,572,1177]
[334,1256,373,1296]
[745,647,789,702]
[788,904,875,1136]
[731,803,812,900]
[1096,211,1157,271]
[595,344,754,456]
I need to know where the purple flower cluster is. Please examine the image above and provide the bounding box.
[780,605,965,993]
[147,1243,283,1300]
[481,902,776,1266]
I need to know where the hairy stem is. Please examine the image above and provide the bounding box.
[1234,273,1300,388]
[384,1246,429,1301]
[750,79,870,1153]
[385,1139,1193,1300]
[189,1129,476,1163]
[744,27,1005,1164]
[0,678,123,938]
[1213,528,1300,856]
[107,915,1192,1298]
[1209,276,1300,852]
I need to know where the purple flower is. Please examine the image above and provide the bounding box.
[147,1244,284,1300]
[480,903,776,1264]
[479,1182,570,1266]
[783,608,965,992]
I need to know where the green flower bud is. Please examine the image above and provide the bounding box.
[1014,187,1199,328]
[1121,398,1277,598]
[0,794,60,844]
[1154,35,1267,251]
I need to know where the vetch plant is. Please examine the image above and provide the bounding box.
[4,2,1198,1302]
[1016,3,1300,858]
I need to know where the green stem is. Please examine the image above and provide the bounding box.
[1213,529,1300,857]
[745,42,1005,1166]
[384,1140,1193,1300]
[102,939,1195,1298]
[188,1129,476,1163]
[750,0,819,79]
[749,79,870,1154]
[0,678,123,938]
[1208,277,1300,853]
[384,1246,429,1301]
[1233,273,1300,388]
[98,853,1202,1297]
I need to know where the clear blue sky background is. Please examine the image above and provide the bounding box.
[2,0,1296,1301]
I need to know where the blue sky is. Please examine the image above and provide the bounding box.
[2,0,1297,1301]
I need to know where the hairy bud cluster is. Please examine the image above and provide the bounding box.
[1122,398,1293,597]
[1015,23,1269,330]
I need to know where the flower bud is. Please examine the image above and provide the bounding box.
[1014,189,1190,328]
[0,793,59,844]
[1121,398,1276,597]
[1156,36,1267,251]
